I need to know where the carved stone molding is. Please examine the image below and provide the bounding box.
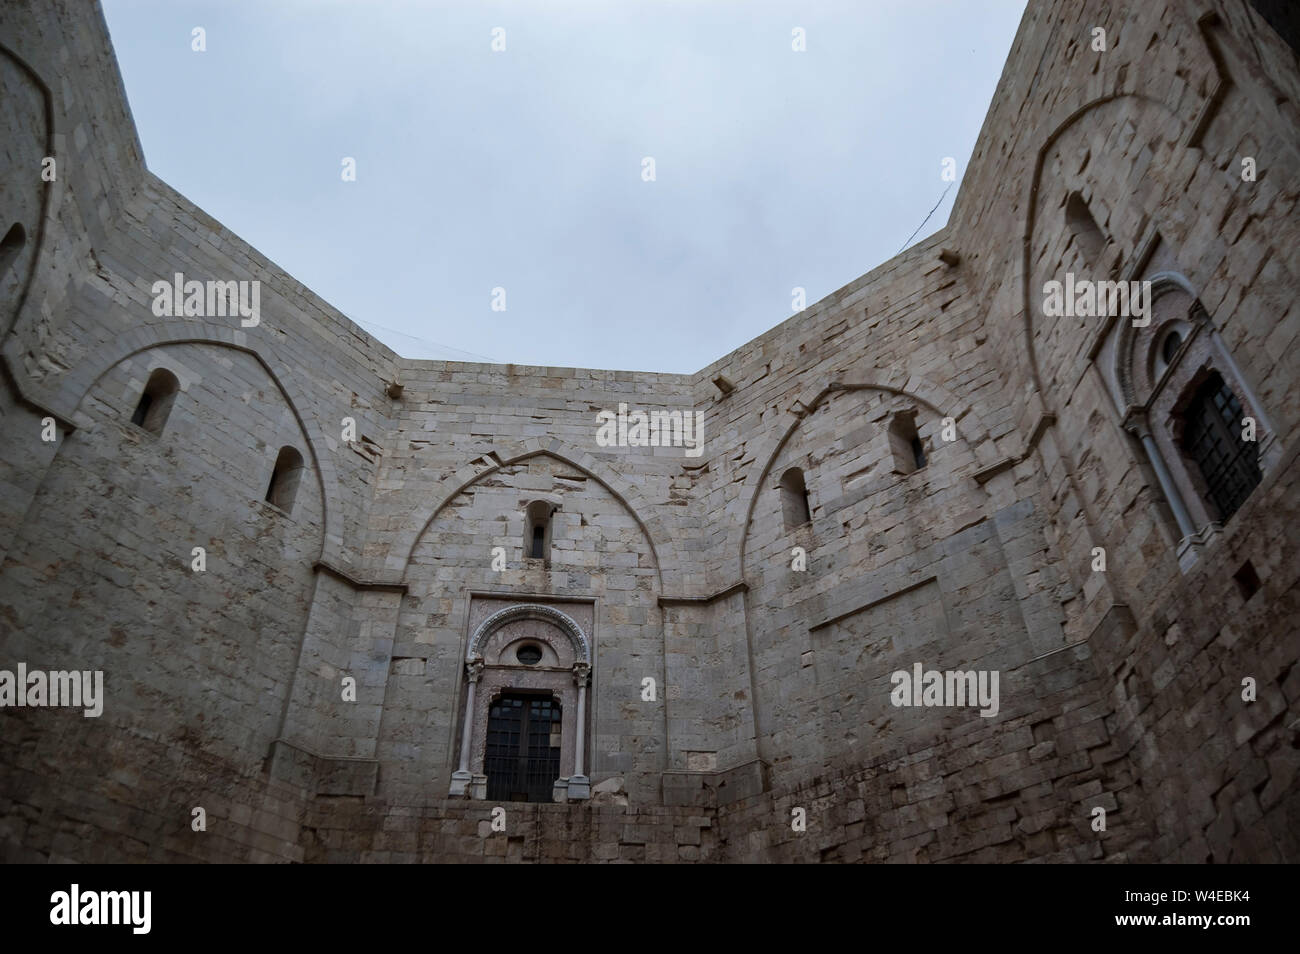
[467,603,591,664]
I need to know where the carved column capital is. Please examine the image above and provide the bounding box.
[572,662,591,687]
[1121,405,1153,439]
[466,659,485,683]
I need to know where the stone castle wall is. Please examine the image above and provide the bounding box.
[0,0,1296,862]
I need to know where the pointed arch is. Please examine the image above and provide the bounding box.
[732,375,998,579]
[1020,92,1188,406]
[49,319,345,564]
[385,436,671,592]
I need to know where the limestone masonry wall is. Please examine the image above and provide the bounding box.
[0,0,1296,862]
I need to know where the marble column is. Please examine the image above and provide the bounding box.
[568,662,591,800]
[448,659,483,797]
[1124,410,1203,570]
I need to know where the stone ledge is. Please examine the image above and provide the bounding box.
[312,560,407,593]
[266,738,379,797]
[662,759,769,807]
[658,581,748,607]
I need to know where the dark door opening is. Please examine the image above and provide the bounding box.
[485,693,561,802]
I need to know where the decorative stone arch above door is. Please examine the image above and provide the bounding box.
[450,603,592,802]
[467,603,591,665]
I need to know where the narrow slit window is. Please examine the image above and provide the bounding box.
[779,467,812,530]
[129,368,179,436]
[889,412,926,475]
[524,500,554,563]
[1064,191,1107,264]
[0,223,26,281]
[265,446,305,515]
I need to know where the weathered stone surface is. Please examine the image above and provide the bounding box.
[0,0,1296,863]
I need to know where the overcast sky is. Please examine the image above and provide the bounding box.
[101,0,1026,373]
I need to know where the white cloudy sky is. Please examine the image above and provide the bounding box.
[102,0,1026,373]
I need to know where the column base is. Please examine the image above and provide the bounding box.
[450,771,488,799]
[1176,523,1223,572]
[449,769,473,798]
[566,775,591,801]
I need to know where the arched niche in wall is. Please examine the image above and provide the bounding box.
[1024,87,1281,573]
[1021,93,1186,403]
[738,380,982,579]
[48,325,343,565]
[0,340,328,771]
[383,443,665,803]
[1103,269,1279,570]
[82,343,325,509]
[388,441,668,593]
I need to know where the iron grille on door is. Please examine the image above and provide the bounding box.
[1181,373,1262,522]
[485,694,562,802]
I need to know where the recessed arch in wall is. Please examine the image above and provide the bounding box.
[1020,92,1188,405]
[388,438,668,593]
[56,325,342,563]
[735,378,992,579]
